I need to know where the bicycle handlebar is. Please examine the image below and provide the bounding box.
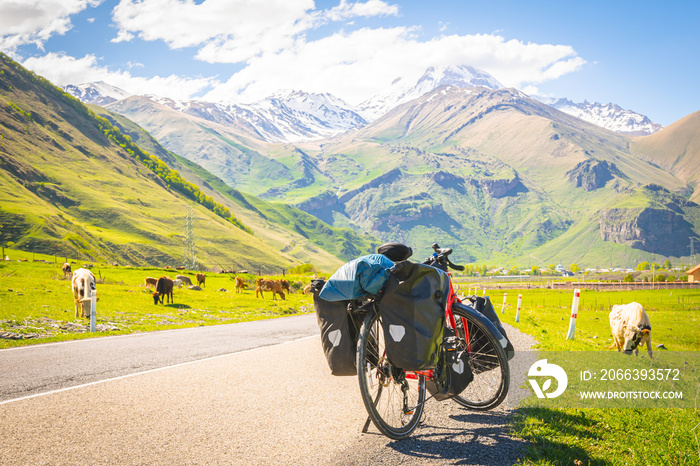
[423,243,465,271]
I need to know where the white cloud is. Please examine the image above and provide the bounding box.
[203,28,586,105]
[111,0,399,63]
[0,0,101,51]
[325,0,399,21]
[111,0,316,62]
[21,52,218,100]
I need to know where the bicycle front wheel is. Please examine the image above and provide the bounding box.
[356,311,426,439]
[451,306,510,410]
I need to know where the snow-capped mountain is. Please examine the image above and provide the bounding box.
[542,98,663,135]
[357,64,504,121]
[138,90,367,143]
[63,81,132,106]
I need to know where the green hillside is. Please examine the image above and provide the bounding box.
[0,53,352,272]
[90,105,377,268]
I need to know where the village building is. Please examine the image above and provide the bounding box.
[687,264,700,283]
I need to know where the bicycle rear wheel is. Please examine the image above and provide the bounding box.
[451,306,510,410]
[356,311,426,439]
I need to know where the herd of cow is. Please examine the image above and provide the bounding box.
[62,262,655,358]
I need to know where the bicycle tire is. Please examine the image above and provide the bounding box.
[451,305,510,410]
[356,310,426,439]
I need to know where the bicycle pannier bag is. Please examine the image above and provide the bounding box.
[313,284,361,376]
[426,326,474,401]
[378,261,450,371]
[473,296,515,360]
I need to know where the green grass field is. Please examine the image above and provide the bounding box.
[482,286,700,465]
[0,249,323,349]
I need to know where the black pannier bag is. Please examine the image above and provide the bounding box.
[378,261,450,371]
[472,296,515,360]
[426,325,474,401]
[312,280,362,376]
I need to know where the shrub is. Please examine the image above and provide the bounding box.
[623,274,634,283]
[289,263,315,274]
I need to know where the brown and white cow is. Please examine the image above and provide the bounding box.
[196,272,206,288]
[62,262,72,278]
[153,276,174,305]
[71,268,95,318]
[608,302,653,358]
[235,276,247,293]
[256,278,285,300]
[144,277,158,287]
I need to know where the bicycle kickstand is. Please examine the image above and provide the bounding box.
[361,416,372,433]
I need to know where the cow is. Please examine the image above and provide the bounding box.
[62,262,72,278]
[145,277,158,287]
[71,268,95,318]
[608,302,653,358]
[196,272,206,288]
[235,276,247,293]
[302,283,313,295]
[176,275,192,286]
[173,279,183,289]
[153,276,174,305]
[280,279,291,294]
[256,278,285,300]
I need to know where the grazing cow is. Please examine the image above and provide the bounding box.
[256,278,285,300]
[235,276,247,293]
[62,262,71,278]
[280,279,291,294]
[71,268,95,318]
[608,302,653,358]
[196,272,206,288]
[145,277,158,287]
[173,279,183,289]
[302,283,313,295]
[153,276,174,305]
[176,275,192,286]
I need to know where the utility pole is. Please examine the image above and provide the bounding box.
[183,205,196,270]
[691,237,696,265]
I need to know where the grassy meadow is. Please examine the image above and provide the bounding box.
[479,286,700,465]
[0,248,323,349]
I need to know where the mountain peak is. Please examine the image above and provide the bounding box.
[63,81,132,106]
[541,97,663,135]
[358,64,502,121]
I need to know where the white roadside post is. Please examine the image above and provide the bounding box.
[482,288,487,297]
[501,292,508,314]
[89,287,97,332]
[515,294,522,322]
[566,288,581,340]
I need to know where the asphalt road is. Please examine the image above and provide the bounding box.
[0,315,536,465]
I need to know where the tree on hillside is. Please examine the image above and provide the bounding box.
[531,266,539,276]
[570,263,580,273]
[651,262,660,271]
[663,259,672,269]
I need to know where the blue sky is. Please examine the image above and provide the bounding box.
[1,0,698,125]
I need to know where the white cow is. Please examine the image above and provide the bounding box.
[608,302,652,358]
[71,268,95,318]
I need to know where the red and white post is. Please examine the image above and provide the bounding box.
[501,292,508,314]
[566,288,581,340]
[515,294,522,322]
